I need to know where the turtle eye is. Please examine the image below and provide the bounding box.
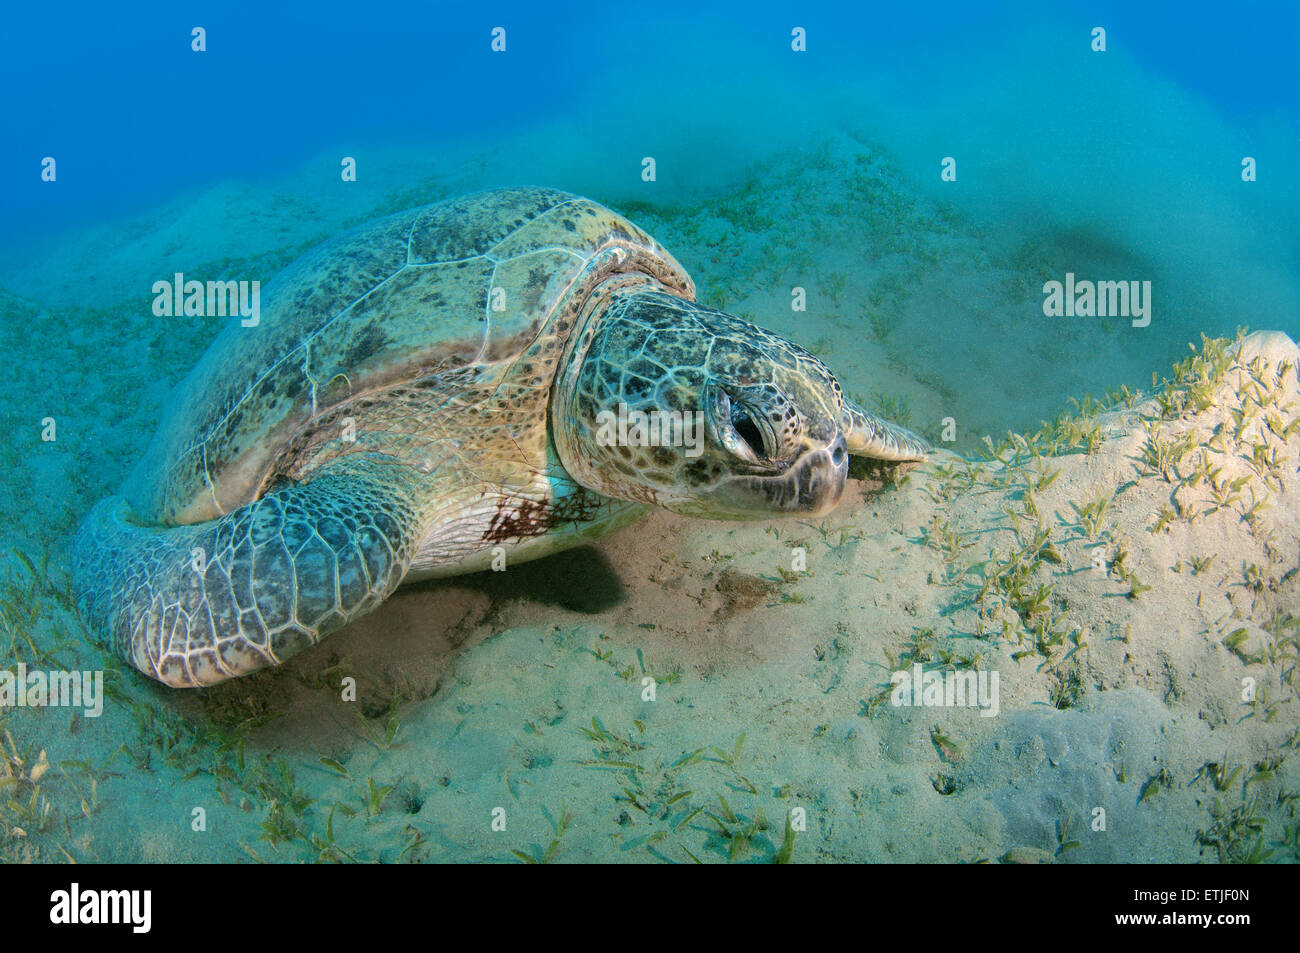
[731,404,767,458]
[711,385,774,464]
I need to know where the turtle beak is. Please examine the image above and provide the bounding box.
[841,399,931,462]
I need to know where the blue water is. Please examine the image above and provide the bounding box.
[4,2,1297,233]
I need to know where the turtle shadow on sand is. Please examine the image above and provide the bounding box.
[280,545,626,693]
[406,545,628,615]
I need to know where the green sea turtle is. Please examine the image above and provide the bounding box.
[75,188,928,687]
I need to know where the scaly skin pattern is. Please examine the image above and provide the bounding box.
[75,455,427,688]
[553,288,931,510]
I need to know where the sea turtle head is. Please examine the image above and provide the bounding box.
[552,288,928,519]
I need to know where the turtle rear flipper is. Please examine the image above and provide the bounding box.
[842,399,930,462]
[74,455,425,688]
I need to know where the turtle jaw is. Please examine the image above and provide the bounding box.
[667,435,849,520]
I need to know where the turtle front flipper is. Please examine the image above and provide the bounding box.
[74,455,425,688]
[841,399,931,462]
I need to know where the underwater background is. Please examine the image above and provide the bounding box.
[0,0,1298,863]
